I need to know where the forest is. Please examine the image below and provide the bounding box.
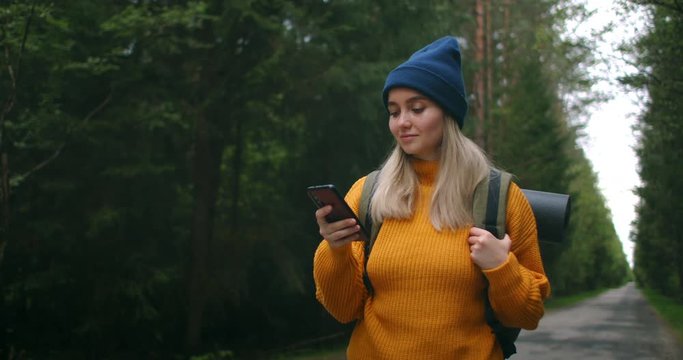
[0,0,678,358]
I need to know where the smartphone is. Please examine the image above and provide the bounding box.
[306,184,369,242]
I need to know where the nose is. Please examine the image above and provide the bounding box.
[396,111,412,128]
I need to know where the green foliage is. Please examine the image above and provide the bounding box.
[549,152,631,295]
[543,288,609,309]
[479,0,631,295]
[621,0,683,299]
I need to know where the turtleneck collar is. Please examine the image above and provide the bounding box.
[411,158,439,185]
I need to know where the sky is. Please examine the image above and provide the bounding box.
[572,1,647,266]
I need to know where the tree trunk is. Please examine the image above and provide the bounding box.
[678,261,683,300]
[231,118,243,230]
[499,0,512,145]
[0,2,35,266]
[185,110,221,351]
[473,0,486,148]
[0,153,8,263]
[485,0,494,155]
[678,231,683,300]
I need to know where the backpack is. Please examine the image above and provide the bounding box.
[357,168,521,359]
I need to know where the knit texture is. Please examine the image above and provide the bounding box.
[313,160,550,360]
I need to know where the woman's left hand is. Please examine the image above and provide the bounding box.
[467,227,511,270]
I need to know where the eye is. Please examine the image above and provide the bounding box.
[388,110,399,118]
[412,107,425,114]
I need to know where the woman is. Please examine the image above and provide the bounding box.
[313,36,550,360]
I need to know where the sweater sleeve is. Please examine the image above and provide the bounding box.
[313,177,368,323]
[482,182,551,330]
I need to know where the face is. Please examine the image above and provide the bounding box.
[387,87,445,161]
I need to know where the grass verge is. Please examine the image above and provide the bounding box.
[544,287,610,310]
[641,287,683,341]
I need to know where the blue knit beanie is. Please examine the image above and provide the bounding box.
[382,36,468,128]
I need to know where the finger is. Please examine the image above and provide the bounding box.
[315,205,333,224]
[501,233,512,249]
[335,230,361,243]
[327,228,361,247]
[326,218,357,233]
[328,235,354,248]
[467,235,479,245]
[315,205,332,217]
[469,226,487,236]
[333,225,360,240]
[322,224,360,241]
[471,227,498,242]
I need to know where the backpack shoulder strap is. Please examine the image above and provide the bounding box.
[475,168,520,358]
[473,168,513,239]
[359,170,380,239]
[359,170,381,296]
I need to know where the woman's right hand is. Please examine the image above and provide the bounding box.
[315,205,361,248]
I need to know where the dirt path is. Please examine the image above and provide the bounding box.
[515,282,683,359]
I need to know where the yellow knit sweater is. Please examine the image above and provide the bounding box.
[313,160,550,359]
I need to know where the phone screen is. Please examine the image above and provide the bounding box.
[307,184,369,242]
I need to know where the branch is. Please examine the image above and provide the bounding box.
[1,2,35,150]
[79,88,114,128]
[2,31,17,133]
[14,2,36,83]
[611,51,683,90]
[18,144,64,181]
[631,0,683,13]
[16,90,113,182]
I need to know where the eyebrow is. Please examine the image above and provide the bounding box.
[387,95,430,106]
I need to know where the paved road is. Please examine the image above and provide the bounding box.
[516,282,683,359]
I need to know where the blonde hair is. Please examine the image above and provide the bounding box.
[370,117,491,231]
